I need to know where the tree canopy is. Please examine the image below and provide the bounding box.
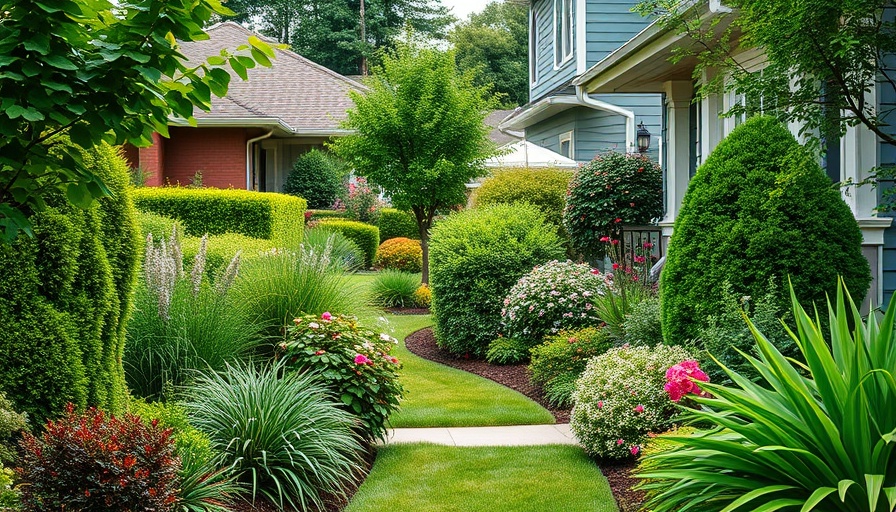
[329,41,495,283]
[220,0,455,76]
[0,0,274,242]
[449,0,529,107]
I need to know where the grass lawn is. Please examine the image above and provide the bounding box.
[344,444,618,512]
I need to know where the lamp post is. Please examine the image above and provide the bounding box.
[637,122,651,153]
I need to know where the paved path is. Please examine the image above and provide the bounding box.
[384,423,578,447]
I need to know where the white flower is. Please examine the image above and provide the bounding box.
[309,322,320,329]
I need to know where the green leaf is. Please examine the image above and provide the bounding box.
[42,54,78,70]
[249,35,276,58]
[340,393,352,406]
[228,57,247,80]
[68,124,94,148]
[801,487,837,512]
[5,105,26,119]
[207,55,226,66]
[20,108,44,122]
[250,47,271,68]
[66,182,93,209]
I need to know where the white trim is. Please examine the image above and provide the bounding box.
[576,0,586,74]
[529,8,539,86]
[559,130,575,159]
[553,0,573,69]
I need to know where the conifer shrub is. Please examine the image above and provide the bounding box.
[375,237,423,272]
[0,142,138,424]
[283,149,345,209]
[660,116,870,344]
[315,219,380,267]
[429,204,564,357]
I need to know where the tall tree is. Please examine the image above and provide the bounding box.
[329,41,496,284]
[220,0,455,76]
[450,0,529,107]
[0,0,273,242]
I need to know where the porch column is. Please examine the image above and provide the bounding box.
[659,80,693,248]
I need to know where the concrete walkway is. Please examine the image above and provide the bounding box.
[384,423,578,447]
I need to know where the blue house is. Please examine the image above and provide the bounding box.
[571,1,895,309]
[499,0,663,163]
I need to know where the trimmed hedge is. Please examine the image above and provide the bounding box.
[429,203,565,358]
[137,210,182,244]
[283,149,344,209]
[473,167,573,230]
[181,234,276,280]
[132,188,306,245]
[316,219,379,267]
[308,209,350,221]
[661,116,871,344]
[377,208,420,240]
[0,143,139,423]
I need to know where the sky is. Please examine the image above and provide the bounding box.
[441,0,487,22]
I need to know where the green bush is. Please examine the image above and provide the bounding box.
[281,313,404,441]
[529,327,615,408]
[639,281,896,512]
[429,203,565,358]
[137,210,182,245]
[377,208,420,240]
[301,227,365,272]
[369,270,421,308]
[0,464,18,509]
[316,218,379,267]
[622,296,664,347]
[0,392,27,466]
[570,344,691,460]
[283,149,345,209]
[307,209,349,221]
[132,187,306,245]
[375,237,423,273]
[181,233,275,280]
[186,362,363,511]
[485,337,529,365]
[0,142,138,424]
[661,116,870,344]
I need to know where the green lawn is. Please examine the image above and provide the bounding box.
[344,444,618,512]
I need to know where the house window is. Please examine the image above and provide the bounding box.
[530,10,538,84]
[559,130,574,159]
[554,0,573,67]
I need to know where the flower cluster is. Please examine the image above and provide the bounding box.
[664,360,709,402]
[337,176,384,224]
[280,312,404,441]
[500,260,605,347]
[570,344,692,460]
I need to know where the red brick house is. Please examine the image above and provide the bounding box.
[123,22,364,191]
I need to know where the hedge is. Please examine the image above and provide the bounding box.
[136,211,182,245]
[308,209,350,221]
[429,203,565,357]
[661,116,871,344]
[316,219,379,268]
[472,167,573,230]
[0,143,139,423]
[377,208,420,240]
[132,188,306,245]
[181,233,275,280]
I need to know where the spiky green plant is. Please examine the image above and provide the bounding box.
[368,269,421,308]
[639,279,896,511]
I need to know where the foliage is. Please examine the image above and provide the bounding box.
[127,399,213,465]
[593,237,658,342]
[449,1,529,107]
[412,284,432,309]
[337,176,384,224]
[281,312,404,441]
[330,40,496,283]
[0,0,273,242]
[0,392,27,466]
[132,188,306,245]
[485,337,530,365]
[636,426,699,510]
[429,203,565,358]
[570,344,691,460]
[696,279,790,385]
[377,208,420,241]
[186,361,363,511]
[180,233,274,280]
[306,209,349,221]
[500,260,604,348]
[639,280,896,512]
[0,142,138,424]
[660,116,870,344]
[375,237,423,273]
[563,152,663,259]
[0,464,18,509]
[137,211,183,245]
[316,218,380,268]
[301,227,365,272]
[283,148,345,209]
[18,404,180,511]
[529,327,615,408]
[369,270,422,308]
[125,233,262,400]
[229,244,364,338]
[621,295,664,347]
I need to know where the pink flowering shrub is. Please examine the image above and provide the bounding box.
[337,177,383,224]
[280,313,404,441]
[570,344,691,460]
[500,260,605,348]
[664,360,709,402]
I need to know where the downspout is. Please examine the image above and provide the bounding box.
[246,129,274,191]
[576,84,636,152]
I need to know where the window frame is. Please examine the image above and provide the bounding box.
[553,0,573,68]
[559,130,574,159]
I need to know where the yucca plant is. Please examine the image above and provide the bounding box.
[638,279,896,511]
[368,269,421,308]
[185,362,363,511]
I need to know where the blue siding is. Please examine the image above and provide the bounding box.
[879,50,896,306]
[531,0,578,101]
[585,0,652,68]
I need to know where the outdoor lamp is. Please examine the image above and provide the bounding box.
[637,122,651,153]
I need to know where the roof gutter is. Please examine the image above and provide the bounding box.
[575,85,635,152]
[246,129,274,190]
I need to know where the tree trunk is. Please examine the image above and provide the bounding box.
[420,226,430,285]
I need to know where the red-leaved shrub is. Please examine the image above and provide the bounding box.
[17,404,180,511]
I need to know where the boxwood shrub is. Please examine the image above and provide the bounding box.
[283,148,345,209]
[132,188,306,245]
[136,210,182,244]
[377,208,420,240]
[429,203,564,358]
[661,116,870,344]
[473,167,572,231]
[0,142,139,423]
[316,219,379,267]
[181,233,275,280]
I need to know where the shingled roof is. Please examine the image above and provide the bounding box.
[177,22,365,135]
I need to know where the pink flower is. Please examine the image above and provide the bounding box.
[643,242,654,249]
[634,404,644,413]
[612,263,620,270]
[321,312,332,321]
[665,360,709,402]
[611,239,620,245]
[354,354,370,365]
[590,268,600,275]
[614,218,622,223]
[597,400,603,409]
[616,439,624,446]
[600,236,611,242]
[630,445,640,456]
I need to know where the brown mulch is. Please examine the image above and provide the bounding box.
[404,326,643,511]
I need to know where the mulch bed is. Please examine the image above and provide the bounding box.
[404,326,644,511]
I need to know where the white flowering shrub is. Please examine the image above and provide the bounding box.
[570,344,692,460]
[500,260,604,347]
